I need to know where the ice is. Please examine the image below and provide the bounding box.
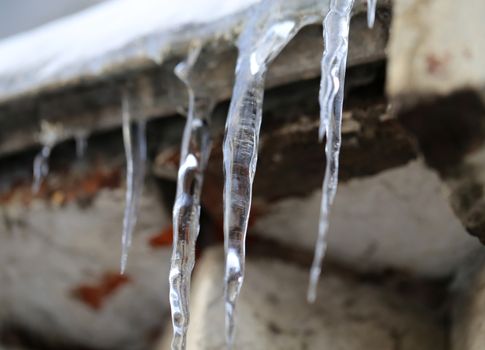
[308,0,354,303]
[169,45,215,350]
[222,0,321,345]
[75,132,88,159]
[32,121,63,193]
[367,0,377,28]
[120,88,147,274]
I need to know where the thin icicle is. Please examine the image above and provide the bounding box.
[223,1,320,345]
[32,146,52,193]
[169,45,214,350]
[120,88,147,274]
[32,121,63,193]
[75,132,88,159]
[308,0,354,303]
[367,0,377,28]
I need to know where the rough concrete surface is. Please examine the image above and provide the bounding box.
[179,247,445,350]
[253,160,480,277]
[0,180,172,349]
[452,252,485,350]
[387,0,485,97]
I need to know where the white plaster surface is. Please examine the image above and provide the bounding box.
[0,184,172,349]
[253,160,480,277]
[181,247,445,350]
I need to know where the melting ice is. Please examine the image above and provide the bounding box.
[75,132,88,159]
[128,0,374,345]
[367,0,377,28]
[308,0,355,302]
[120,88,147,274]
[169,46,214,350]
[222,0,320,345]
[32,121,63,193]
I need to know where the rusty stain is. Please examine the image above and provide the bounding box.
[165,150,180,166]
[154,148,180,170]
[153,147,180,179]
[79,169,121,196]
[71,272,131,310]
[149,226,173,248]
[0,168,121,206]
[50,190,65,206]
[426,53,450,75]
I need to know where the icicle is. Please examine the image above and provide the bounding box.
[75,132,88,159]
[223,0,320,345]
[169,45,214,350]
[32,121,63,193]
[32,145,52,193]
[308,0,354,303]
[120,88,147,274]
[367,0,376,28]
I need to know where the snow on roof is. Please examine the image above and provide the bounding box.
[0,0,259,102]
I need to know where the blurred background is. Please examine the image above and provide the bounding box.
[0,0,104,39]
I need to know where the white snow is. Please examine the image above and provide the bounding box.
[0,0,259,101]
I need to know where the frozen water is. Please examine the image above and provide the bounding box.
[222,0,321,345]
[32,146,52,194]
[367,0,377,28]
[120,88,147,273]
[308,0,354,303]
[32,121,63,193]
[169,45,215,350]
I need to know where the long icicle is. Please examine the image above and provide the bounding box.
[223,0,320,345]
[308,0,354,303]
[120,88,147,274]
[367,0,377,28]
[169,46,214,350]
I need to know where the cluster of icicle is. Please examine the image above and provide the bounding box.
[166,0,378,348]
[109,0,378,349]
[27,0,378,347]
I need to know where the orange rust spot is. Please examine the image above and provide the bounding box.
[71,272,131,310]
[165,150,180,167]
[0,168,121,206]
[50,190,65,206]
[149,226,174,248]
[426,53,450,75]
[155,148,180,171]
[78,169,121,197]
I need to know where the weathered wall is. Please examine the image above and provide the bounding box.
[0,0,484,348]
